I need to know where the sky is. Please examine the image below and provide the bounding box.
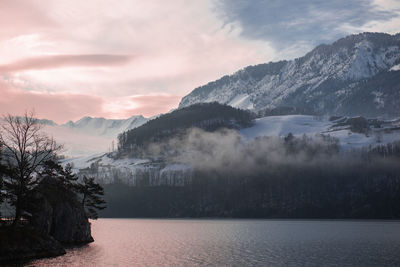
[0,0,399,124]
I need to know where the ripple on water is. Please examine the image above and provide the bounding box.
[30,219,400,266]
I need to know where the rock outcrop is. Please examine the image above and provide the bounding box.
[31,178,94,244]
[0,226,66,263]
[0,178,94,264]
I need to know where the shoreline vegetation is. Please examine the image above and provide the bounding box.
[0,112,105,264]
[0,176,96,263]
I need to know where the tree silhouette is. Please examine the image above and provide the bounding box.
[39,161,78,189]
[0,111,62,225]
[78,176,106,219]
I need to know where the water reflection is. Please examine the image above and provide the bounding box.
[30,219,400,266]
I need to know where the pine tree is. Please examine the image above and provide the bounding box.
[78,176,106,219]
[37,161,79,196]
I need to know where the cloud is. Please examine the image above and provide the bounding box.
[0,79,182,123]
[103,94,182,118]
[0,0,55,40]
[0,79,105,123]
[0,0,399,124]
[129,94,182,115]
[0,0,274,108]
[216,0,400,51]
[0,54,133,72]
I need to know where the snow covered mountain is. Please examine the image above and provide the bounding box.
[41,115,149,157]
[179,32,400,118]
[62,115,148,138]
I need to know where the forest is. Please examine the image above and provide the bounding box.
[117,102,254,156]
[101,133,400,219]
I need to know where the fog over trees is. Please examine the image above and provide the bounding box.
[102,123,400,218]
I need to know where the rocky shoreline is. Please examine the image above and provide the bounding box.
[0,178,95,264]
[0,226,65,263]
[0,222,93,264]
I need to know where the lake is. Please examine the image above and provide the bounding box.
[30,219,400,266]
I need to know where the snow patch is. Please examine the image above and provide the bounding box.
[228,94,254,109]
[241,115,330,139]
[390,64,400,71]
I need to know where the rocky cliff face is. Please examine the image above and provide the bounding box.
[31,179,93,244]
[179,32,400,118]
[0,178,94,264]
[33,197,93,244]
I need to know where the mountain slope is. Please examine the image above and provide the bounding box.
[118,102,253,155]
[241,115,400,149]
[179,32,400,118]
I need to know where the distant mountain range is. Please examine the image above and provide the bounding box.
[62,115,149,138]
[35,116,149,157]
[39,115,149,138]
[179,32,400,118]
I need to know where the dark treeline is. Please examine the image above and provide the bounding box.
[117,102,254,156]
[100,138,400,219]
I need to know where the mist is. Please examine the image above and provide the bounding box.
[104,127,400,219]
[144,127,346,175]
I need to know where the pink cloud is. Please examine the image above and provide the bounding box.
[0,54,133,72]
[0,79,181,123]
[0,0,275,123]
[0,0,55,40]
[128,94,182,117]
[0,79,106,123]
[104,94,182,118]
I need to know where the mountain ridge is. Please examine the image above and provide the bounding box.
[61,115,149,137]
[34,115,149,138]
[179,32,400,118]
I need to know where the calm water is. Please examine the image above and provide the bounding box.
[29,219,400,266]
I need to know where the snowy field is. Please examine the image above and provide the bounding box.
[241,115,400,149]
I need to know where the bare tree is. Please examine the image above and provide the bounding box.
[0,111,62,225]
